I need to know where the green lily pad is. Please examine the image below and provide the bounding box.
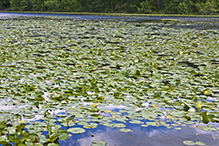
[61,121,75,127]
[83,123,98,129]
[34,143,43,146]
[129,120,143,124]
[175,127,181,130]
[195,141,206,145]
[113,123,126,128]
[67,128,86,134]
[183,140,196,145]
[47,143,60,146]
[91,140,107,146]
[119,128,132,132]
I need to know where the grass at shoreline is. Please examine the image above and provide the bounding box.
[1,10,219,18]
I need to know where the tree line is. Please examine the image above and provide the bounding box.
[1,0,219,15]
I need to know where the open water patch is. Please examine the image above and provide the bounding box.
[0,12,219,22]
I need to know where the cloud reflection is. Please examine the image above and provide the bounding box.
[60,122,219,146]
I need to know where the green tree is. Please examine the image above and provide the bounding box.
[138,0,154,13]
[60,0,82,12]
[78,0,90,12]
[114,0,141,13]
[32,0,45,11]
[164,0,181,13]
[20,0,32,10]
[4,0,219,14]
[44,0,61,11]
[178,2,189,14]
[10,0,21,10]
[0,0,10,10]
[196,0,218,14]
[10,0,32,11]
[178,0,195,14]
[86,0,115,12]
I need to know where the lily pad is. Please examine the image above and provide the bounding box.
[91,140,107,146]
[119,128,132,132]
[113,123,126,128]
[67,128,86,134]
[183,140,196,145]
[195,141,206,145]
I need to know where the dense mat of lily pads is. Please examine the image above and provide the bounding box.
[0,17,219,145]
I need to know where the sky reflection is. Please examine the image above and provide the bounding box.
[59,121,219,146]
[1,98,219,146]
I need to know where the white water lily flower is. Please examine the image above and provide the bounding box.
[142,102,149,107]
[189,107,196,112]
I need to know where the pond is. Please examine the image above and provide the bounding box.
[0,13,219,146]
[1,12,219,22]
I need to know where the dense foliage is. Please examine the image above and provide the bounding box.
[0,16,219,145]
[0,0,219,14]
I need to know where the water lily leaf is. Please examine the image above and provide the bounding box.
[0,136,8,144]
[201,116,209,124]
[16,123,26,132]
[194,101,202,112]
[175,127,181,130]
[119,128,131,132]
[183,140,196,145]
[129,120,143,124]
[102,123,114,127]
[91,140,107,146]
[83,123,98,129]
[0,122,7,129]
[47,143,59,146]
[146,122,157,126]
[61,121,75,127]
[67,127,86,134]
[135,70,141,77]
[57,114,67,117]
[39,135,47,143]
[113,123,126,128]
[49,132,60,142]
[195,141,205,145]
[199,111,207,116]
[59,130,69,140]
[51,125,62,133]
[183,102,191,111]
[26,134,38,142]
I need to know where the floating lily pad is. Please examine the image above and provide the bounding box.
[83,123,98,129]
[47,143,59,146]
[183,140,196,145]
[146,122,158,126]
[61,121,75,127]
[119,128,132,132]
[175,127,181,130]
[67,128,86,134]
[91,140,107,146]
[113,123,126,128]
[129,120,143,124]
[195,141,206,145]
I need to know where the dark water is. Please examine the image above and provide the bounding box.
[0,12,219,22]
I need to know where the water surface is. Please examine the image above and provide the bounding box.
[0,12,219,22]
